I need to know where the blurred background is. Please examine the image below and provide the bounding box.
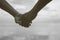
[0,0,60,40]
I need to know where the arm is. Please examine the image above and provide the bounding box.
[0,0,21,17]
[30,0,52,13]
[18,0,52,27]
[24,0,52,20]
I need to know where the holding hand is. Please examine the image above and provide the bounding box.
[14,13,32,27]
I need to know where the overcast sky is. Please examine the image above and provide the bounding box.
[0,0,60,40]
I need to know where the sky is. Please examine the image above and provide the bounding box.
[0,0,60,40]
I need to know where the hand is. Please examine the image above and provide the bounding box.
[14,13,32,27]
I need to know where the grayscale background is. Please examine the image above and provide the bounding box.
[0,0,60,40]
